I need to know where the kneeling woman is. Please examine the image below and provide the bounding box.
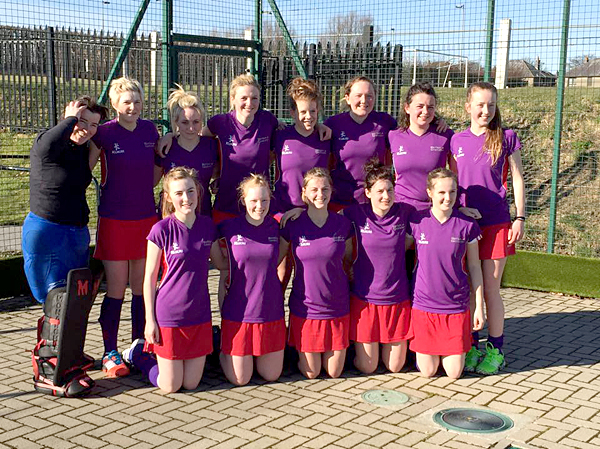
[280,168,354,379]
[218,174,286,385]
[124,167,226,393]
[408,168,484,379]
[343,160,413,374]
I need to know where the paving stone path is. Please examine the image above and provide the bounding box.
[1,271,599,449]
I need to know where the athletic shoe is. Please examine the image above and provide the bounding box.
[102,350,130,378]
[464,346,483,373]
[122,338,145,368]
[476,342,505,375]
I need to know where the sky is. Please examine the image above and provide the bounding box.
[1,0,598,73]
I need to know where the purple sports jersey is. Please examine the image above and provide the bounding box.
[156,137,218,216]
[390,126,453,210]
[451,128,521,227]
[281,212,353,319]
[324,111,397,205]
[207,110,278,214]
[147,214,216,327]
[409,209,481,314]
[344,203,412,305]
[272,126,330,213]
[93,119,159,220]
[219,215,284,323]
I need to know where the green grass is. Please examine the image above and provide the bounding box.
[502,250,600,298]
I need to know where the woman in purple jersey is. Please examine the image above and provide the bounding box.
[408,169,485,379]
[157,85,218,216]
[273,78,330,287]
[123,167,226,393]
[451,83,526,375]
[389,82,456,211]
[343,160,413,374]
[218,174,286,386]
[324,76,397,210]
[280,168,354,379]
[89,77,163,378]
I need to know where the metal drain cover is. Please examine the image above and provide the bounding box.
[361,389,409,406]
[433,408,514,433]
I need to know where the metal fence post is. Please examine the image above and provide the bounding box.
[483,0,495,82]
[547,0,572,253]
[162,0,173,133]
[254,0,262,83]
[46,26,57,127]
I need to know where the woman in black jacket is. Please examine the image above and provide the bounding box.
[23,97,107,302]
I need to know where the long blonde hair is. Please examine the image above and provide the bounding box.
[229,74,261,110]
[162,167,203,218]
[467,82,504,165]
[237,173,271,206]
[166,84,205,135]
[301,167,333,204]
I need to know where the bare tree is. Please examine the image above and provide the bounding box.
[321,12,375,47]
[568,54,596,69]
[261,17,294,55]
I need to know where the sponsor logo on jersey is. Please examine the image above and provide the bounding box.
[450,237,465,243]
[359,223,373,234]
[456,147,465,158]
[144,142,155,148]
[112,143,124,154]
[393,223,405,231]
[338,131,349,141]
[170,162,176,169]
[233,234,246,245]
[170,242,183,254]
[282,144,293,155]
[430,146,444,152]
[333,235,346,242]
[299,236,310,247]
[396,145,407,156]
[371,131,384,137]
[226,135,237,146]
[202,162,214,168]
[268,236,279,243]
[315,149,327,155]
[257,136,269,144]
[202,240,212,246]
[418,232,429,244]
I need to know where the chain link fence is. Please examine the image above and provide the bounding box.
[1,0,599,258]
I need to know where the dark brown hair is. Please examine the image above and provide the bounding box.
[398,82,438,131]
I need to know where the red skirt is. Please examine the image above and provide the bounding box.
[409,308,471,356]
[145,321,213,360]
[221,319,286,356]
[288,313,349,353]
[212,209,238,225]
[94,215,157,261]
[350,295,412,344]
[479,222,516,260]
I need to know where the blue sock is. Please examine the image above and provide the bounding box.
[488,335,504,351]
[471,331,480,348]
[99,296,123,353]
[131,294,145,341]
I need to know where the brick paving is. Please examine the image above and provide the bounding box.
[1,271,599,449]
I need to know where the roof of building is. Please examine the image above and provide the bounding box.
[566,58,600,77]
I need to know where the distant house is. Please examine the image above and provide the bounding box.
[502,59,557,87]
[566,57,600,87]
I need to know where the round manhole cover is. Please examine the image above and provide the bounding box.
[361,389,409,406]
[433,408,514,433]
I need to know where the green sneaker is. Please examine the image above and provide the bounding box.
[464,346,483,373]
[476,342,505,375]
